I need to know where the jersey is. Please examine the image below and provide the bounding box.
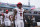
[4,13,11,26]
[4,13,10,21]
[15,8,24,20]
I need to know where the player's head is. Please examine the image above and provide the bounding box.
[17,2,22,9]
[6,10,8,14]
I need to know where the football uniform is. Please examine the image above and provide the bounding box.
[4,13,11,26]
[15,8,24,27]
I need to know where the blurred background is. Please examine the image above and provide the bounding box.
[0,0,40,14]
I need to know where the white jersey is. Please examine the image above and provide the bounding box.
[4,13,10,21]
[4,13,11,26]
[15,8,24,20]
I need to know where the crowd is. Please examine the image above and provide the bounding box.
[24,14,40,27]
[24,15,36,27]
[24,9,40,14]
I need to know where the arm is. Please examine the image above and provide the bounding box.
[9,15,13,22]
[2,15,5,24]
[12,9,17,21]
[9,15,11,21]
[23,11,27,22]
[2,15,4,22]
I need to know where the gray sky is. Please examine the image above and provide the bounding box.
[0,0,40,8]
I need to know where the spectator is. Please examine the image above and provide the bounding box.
[27,16,31,27]
[31,16,37,27]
